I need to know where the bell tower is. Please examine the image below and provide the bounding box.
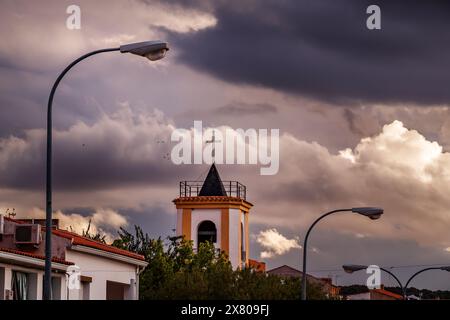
[173,163,253,269]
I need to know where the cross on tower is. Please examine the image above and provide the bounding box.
[206,130,221,161]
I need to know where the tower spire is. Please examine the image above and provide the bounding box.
[199,163,227,196]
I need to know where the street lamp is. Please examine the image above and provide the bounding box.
[300,207,383,300]
[342,264,405,299]
[403,266,450,299]
[44,40,169,300]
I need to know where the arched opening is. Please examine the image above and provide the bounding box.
[197,220,217,245]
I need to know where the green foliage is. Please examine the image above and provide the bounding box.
[339,284,369,296]
[78,219,106,243]
[112,225,328,300]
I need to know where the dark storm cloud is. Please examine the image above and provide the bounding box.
[216,101,277,115]
[0,108,194,190]
[168,0,450,105]
[117,205,177,239]
[343,108,365,136]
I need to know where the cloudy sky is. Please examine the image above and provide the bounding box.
[1,0,450,290]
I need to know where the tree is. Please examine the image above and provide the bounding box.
[112,225,328,300]
[78,219,106,243]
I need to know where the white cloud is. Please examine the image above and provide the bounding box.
[251,120,450,249]
[255,228,301,259]
[0,0,217,70]
[3,108,450,254]
[28,207,128,244]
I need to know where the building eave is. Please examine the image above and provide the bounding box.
[0,251,70,272]
[69,245,148,267]
[173,196,253,212]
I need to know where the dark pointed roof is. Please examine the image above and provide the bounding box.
[199,163,228,197]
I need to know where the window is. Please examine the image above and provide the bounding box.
[11,271,28,300]
[51,277,61,300]
[197,220,217,245]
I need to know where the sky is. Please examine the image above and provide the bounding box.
[1,0,450,290]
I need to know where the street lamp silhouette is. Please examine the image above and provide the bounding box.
[343,264,405,299]
[403,266,450,299]
[44,40,169,300]
[301,207,383,300]
[342,264,450,299]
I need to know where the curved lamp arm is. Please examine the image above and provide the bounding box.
[44,47,120,300]
[43,40,168,300]
[301,209,352,300]
[301,207,383,300]
[379,267,405,299]
[403,267,443,299]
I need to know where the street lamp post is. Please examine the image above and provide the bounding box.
[44,40,169,300]
[343,264,405,298]
[342,265,450,299]
[403,266,450,299]
[300,207,383,300]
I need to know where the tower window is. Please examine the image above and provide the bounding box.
[197,220,217,245]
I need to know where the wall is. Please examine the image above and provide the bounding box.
[0,218,71,260]
[65,250,136,300]
[228,208,240,269]
[176,208,183,236]
[0,263,65,300]
[346,292,370,300]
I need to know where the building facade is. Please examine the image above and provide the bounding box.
[173,163,253,269]
[0,216,147,300]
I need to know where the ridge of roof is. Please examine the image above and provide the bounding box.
[3,217,145,262]
[371,288,403,299]
[52,229,145,261]
[0,247,74,265]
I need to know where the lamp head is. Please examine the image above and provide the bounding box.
[342,264,368,274]
[352,207,384,220]
[440,266,450,272]
[120,40,169,61]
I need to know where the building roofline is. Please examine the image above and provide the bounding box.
[173,196,253,211]
[0,247,73,270]
[371,288,403,300]
[52,229,146,262]
[69,244,148,267]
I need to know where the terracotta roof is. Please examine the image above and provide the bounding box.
[371,288,403,300]
[0,247,74,266]
[52,229,145,261]
[248,259,266,272]
[4,216,24,223]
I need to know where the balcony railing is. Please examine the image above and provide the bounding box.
[179,181,247,200]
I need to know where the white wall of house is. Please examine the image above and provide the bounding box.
[65,250,138,300]
[0,262,66,300]
[346,292,370,300]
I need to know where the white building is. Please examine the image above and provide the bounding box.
[0,216,147,300]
